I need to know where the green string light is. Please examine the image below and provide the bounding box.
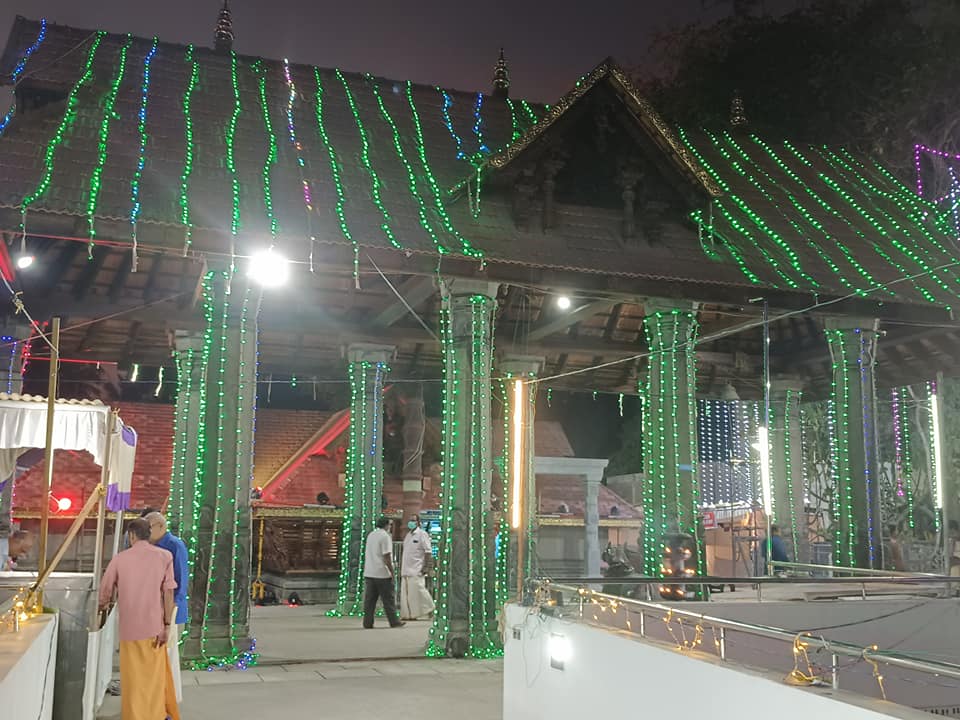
[366,74,448,255]
[504,98,522,142]
[225,51,242,240]
[252,60,280,239]
[519,99,539,127]
[178,46,200,254]
[21,31,105,216]
[783,388,801,559]
[900,386,915,531]
[826,328,856,567]
[130,37,159,264]
[404,81,483,258]
[312,68,360,281]
[86,34,131,256]
[335,69,401,250]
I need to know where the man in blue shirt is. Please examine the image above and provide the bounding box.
[146,511,188,704]
[761,524,790,571]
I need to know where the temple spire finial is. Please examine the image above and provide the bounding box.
[492,47,510,99]
[214,0,234,52]
[730,89,748,129]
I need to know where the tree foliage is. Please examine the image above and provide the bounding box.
[642,0,960,194]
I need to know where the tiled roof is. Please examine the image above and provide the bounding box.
[2,17,954,310]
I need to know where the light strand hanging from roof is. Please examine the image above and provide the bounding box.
[0,18,47,137]
[129,37,159,272]
[178,46,200,255]
[252,60,280,241]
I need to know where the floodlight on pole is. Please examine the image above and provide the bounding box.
[16,255,34,269]
[511,378,525,530]
[754,425,772,517]
[556,295,571,310]
[248,247,290,287]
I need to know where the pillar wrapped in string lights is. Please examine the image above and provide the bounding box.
[825,317,880,569]
[501,355,543,594]
[331,344,393,617]
[179,270,259,668]
[769,381,805,561]
[429,280,501,658]
[640,300,702,580]
[169,334,203,540]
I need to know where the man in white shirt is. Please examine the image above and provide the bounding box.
[362,517,405,629]
[400,515,436,620]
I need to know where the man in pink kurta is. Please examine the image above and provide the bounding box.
[99,518,180,720]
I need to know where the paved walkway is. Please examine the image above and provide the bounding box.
[97,606,503,719]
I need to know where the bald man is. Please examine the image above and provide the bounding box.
[145,512,188,703]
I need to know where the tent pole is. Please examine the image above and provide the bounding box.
[89,411,116,628]
[36,316,60,610]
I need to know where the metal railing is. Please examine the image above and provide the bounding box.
[769,561,945,578]
[534,579,960,695]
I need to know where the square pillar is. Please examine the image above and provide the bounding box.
[169,332,204,539]
[182,271,259,665]
[500,355,543,591]
[825,317,880,568]
[770,379,805,562]
[332,343,394,617]
[430,279,500,658]
[400,382,425,523]
[640,300,702,578]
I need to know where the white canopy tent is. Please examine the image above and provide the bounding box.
[0,393,138,720]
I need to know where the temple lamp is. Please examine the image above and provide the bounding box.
[247,248,290,287]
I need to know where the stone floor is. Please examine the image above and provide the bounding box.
[96,606,503,719]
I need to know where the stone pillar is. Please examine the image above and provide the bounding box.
[400,383,425,523]
[182,271,259,663]
[430,279,500,658]
[168,333,204,539]
[640,300,701,577]
[333,343,393,617]
[825,318,880,569]
[500,355,543,588]
[770,379,805,562]
[584,474,602,577]
[0,323,27,547]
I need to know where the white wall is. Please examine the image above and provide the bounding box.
[503,604,930,720]
[0,612,57,720]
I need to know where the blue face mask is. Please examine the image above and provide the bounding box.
[407,521,417,530]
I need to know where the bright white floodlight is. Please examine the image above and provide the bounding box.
[248,248,290,287]
[556,295,572,310]
[16,255,34,269]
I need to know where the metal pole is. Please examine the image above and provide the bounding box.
[89,412,115,628]
[36,316,60,609]
[762,301,772,575]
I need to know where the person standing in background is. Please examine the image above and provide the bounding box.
[98,518,180,720]
[400,515,435,620]
[145,511,189,704]
[362,517,405,629]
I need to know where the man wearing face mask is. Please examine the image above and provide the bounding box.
[400,515,435,621]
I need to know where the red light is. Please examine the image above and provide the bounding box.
[56,497,72,512]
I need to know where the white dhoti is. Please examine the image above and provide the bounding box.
[167,622,183,703]
[400,575,435,620]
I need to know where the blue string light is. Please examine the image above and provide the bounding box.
[440,89,465,160]
[0,19,47,137]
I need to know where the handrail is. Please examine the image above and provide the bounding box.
[543,574,959,585]
[541,582,960,686]
[770,561,943,578]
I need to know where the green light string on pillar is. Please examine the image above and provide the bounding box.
[227,290,253,649]
[86,34,131,257]
[826,328,856,567]
[252,60,280,240]
[178,46,200,255]
[312,69,359,283]
[21,31,105,222]
[428,298,457,656]
[200,270,231,659]
[130,37,159,271]
[225,51,242,250]
[335,69,401,250]
[330,362,361,617]
[721,132,883,296]
[751,136,922,302]
[404,81,483,259]
[784,388,801,559]
[899,386,915,530]
[367,75,448,255]
[169,347,195,536]
[927,382,941,533]
[495,377,510,607]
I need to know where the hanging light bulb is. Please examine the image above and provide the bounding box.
[556,295,571,310]
[16,254,34,269]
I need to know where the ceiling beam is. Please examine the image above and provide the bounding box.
[525,299,611,342]
[369,276,437,327]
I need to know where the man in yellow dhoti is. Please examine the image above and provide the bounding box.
[400,515,435,620]
[99,518,180,720]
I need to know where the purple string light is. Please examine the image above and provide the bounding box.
[914,143,960,198]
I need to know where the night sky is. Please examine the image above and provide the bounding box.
[2,0,797,103]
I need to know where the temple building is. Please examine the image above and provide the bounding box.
[1,6,959,673]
